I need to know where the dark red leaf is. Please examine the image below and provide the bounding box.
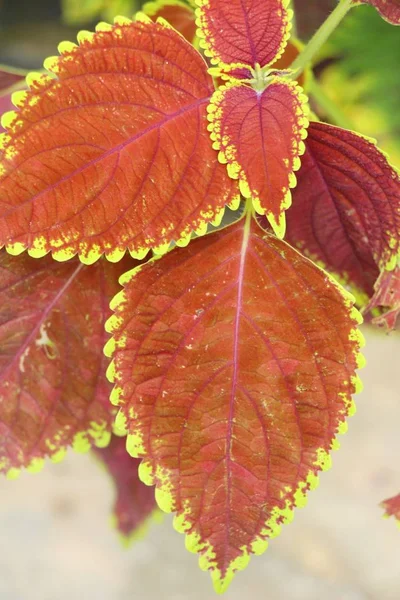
[0,18,238,263]
[284,121,400,297]
[106,212,364,591]
[208,80,308,238]
[0,251,135,476]
[0,66,27,96]
[355,0,400,24]
[196,0,292,73]
[93,434,158,541]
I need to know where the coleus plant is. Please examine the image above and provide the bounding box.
[0,0,399,593]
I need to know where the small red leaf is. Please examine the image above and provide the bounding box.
[381,493,400,526]
[0,251,135,475]
[106,213,364,591]
[93,434,158,540]
[0,93,13,133]
[0,67,26,96]
[0,19,237,263]
[144,0,197,41]
[355,0,400,25]
[364,264,400,330]
[208,80,308,238]
[285,122,400,296]
[196,0,292,72]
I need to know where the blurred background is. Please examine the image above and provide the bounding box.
[0,1,399,599]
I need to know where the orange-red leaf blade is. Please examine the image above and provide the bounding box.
[93,434,158,541]
[106,213,364,591]
[208,80,308,238]
[0,251,135,476]
[196,0,292,71]
[0,19,237,263]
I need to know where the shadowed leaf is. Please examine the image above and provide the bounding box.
[93,433,158,540]
[0,66,27,96]
[0,251,135,475]
[208,80,308,238]
[144,0,197,41]
[0,19,238,263]
[284,121,400,297]
[106,214,364,592]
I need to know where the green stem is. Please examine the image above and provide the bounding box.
[290,0,354,75]
[309,78,355,130]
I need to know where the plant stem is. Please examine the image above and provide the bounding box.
[290,0,354,75]
[309,77,355,130]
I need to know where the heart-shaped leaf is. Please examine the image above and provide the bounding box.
[93,433,158,541]
[0,18,237,263]
[208,80,308,238]
[0,251,135,476]
[106,211,364,591]
[196,0,292,72]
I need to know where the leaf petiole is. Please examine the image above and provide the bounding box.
[289,0,354,76]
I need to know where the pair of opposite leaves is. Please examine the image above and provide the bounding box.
[0,0,399,592]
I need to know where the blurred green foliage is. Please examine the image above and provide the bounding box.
[61,0,140,24]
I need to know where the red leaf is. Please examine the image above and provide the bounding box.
[0,18,238,263]
[106,211,364,591]
[381,493,400,525]
[364,264,400,330]
[208,81,308,238]
[0,251,135,476]
[355,0,400,24]
[0,93,13,133]
[284,122,400,297]
[196,0,292,72]
[0,67,27,96]
[144,0,197,41]
[93,434,158,541]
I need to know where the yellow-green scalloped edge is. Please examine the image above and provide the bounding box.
[382,510,400,530]
[207,78,309,239]
[0,422,112,479]
[111,506,164,548]
[0,13,236,265]
[105,257,365,593]
[195,0,294,75]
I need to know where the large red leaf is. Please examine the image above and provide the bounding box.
[196,0,292,72]
[0,18,238,264]
[381,493,400,526]
[143,0,197,41]
[106,212,364,591]
[208,81,308,238]
[285,121,400,297]
[0,251,135,476]
[93,434,158,541]
[354,0,400,24]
